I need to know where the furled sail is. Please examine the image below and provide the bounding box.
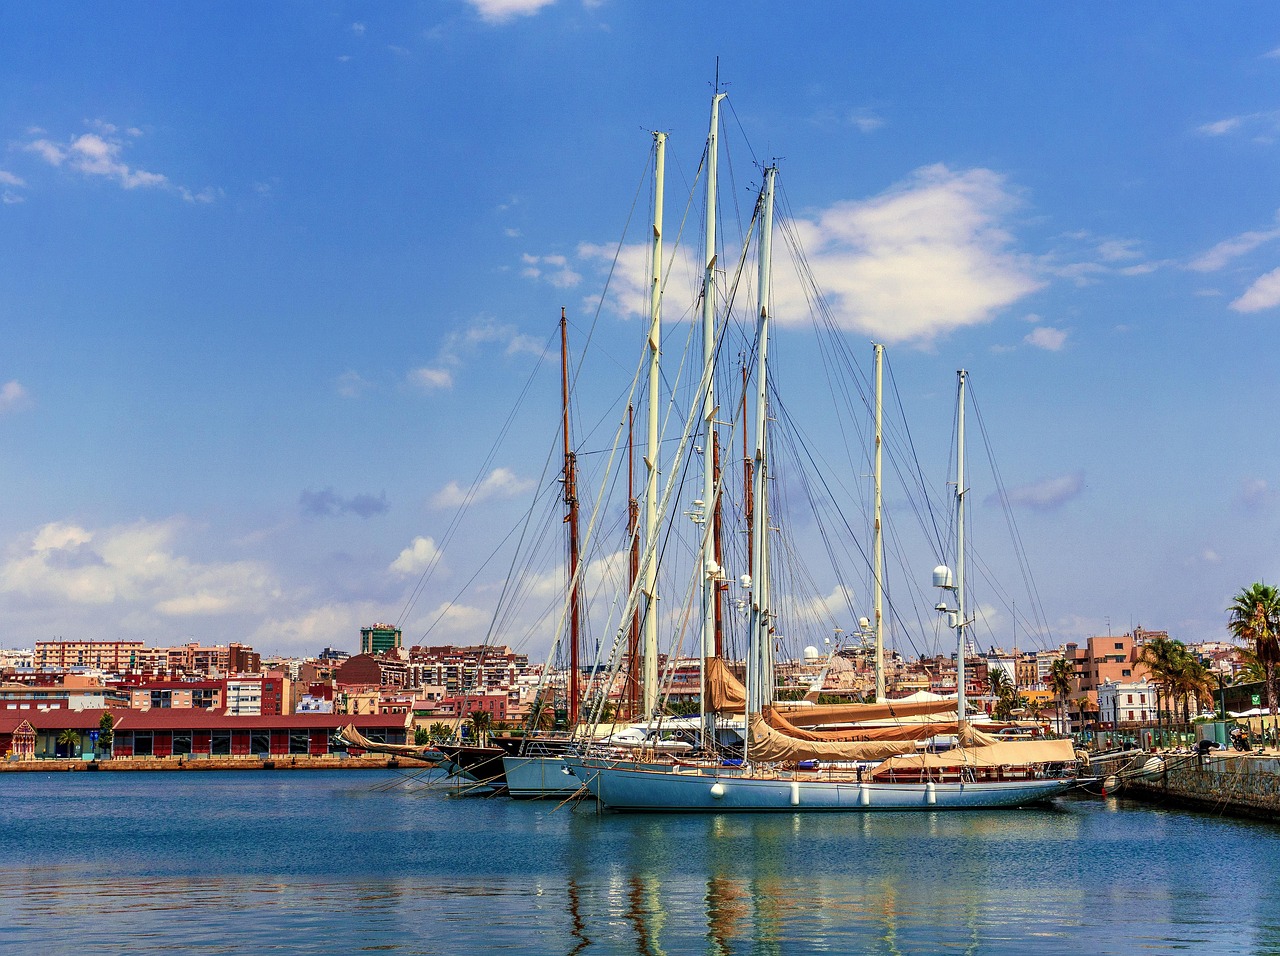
[336,724,443,763]
[747,713,920,762]
[704,656,959,724]
[870,736,1078,776]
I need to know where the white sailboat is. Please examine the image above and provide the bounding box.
[565,92,1082,811]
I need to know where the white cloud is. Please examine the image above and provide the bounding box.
[1190,219,1280,272]
[390,536,442,576]
[23,123,211,201]
[772,165,1043,343]
[0,518,276,615]
[410,319,546,390]
[1024,326,1067,351]
[336,370,372,398]
[251,602,372,652]
[992,472,1085,512]
[0,171,24,188]
[1231,266,1280,312]
[409,366,453,390]
[1198,117,1244,137]
[1238,477,1274,511]
[559,165,1040,344]
[420,600,490,636]
[466,0,557,24]
[0,381,29,414]
[431,467,534,509]
[351,22,366,35]
[1195,111,1280,141]
[521,252,582,289]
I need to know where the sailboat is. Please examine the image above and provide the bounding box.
[564,91,1083,811]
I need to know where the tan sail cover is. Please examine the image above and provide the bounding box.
[870,737,1078,777]
[704,656,957,724]
[764,705,962,742]
[337,724,443,763]
[704,656,748,713]
[773,698,958,726]
[747,713,922,762]
[747,712,1025,764]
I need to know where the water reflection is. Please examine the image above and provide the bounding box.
[3,774,1280,955]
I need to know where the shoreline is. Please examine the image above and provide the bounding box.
[0,754,433,772]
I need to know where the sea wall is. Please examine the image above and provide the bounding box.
[1122,752,1280,820]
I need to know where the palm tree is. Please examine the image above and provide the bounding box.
[1227,582,1280,718]
[1048,657,1074,735]
[467,710,493,745]
[56,728,80,758]
[428,721,453,742]
[1073,696,1095,731]
[1137,634,1184,733]
[989,668,1013,701]
[1171,655,1215,723]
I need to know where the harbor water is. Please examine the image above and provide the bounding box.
[2,768,1278,955]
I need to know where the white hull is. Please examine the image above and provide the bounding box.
[566,757,1074,812]
[501,754,583,800]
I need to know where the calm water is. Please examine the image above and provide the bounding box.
[1,768,1277,955]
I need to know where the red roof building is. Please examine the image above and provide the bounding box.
[10,708,409,760]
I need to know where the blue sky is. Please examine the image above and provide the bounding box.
[2,2,1279,662]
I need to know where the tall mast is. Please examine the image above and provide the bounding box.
[561,309,582,726]
[873,343,885,702]
[626,403,640,719]
[698,91,725,748]
[642,131,665,719]
[955,368,968,725]
[712,431,725,658]
[746,165,776,724]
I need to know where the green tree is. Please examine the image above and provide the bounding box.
[1227,583,1280,717]
[414,725,430,746]
[1048,657,1074,735]
[428,722,453,742]
[56,728,80,758]
[98,711,115,755]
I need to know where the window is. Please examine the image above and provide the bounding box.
[134,731,153,756]
[1115,642,1124,650]
[251,731,270,755]
[211,730,231,755]
[193,689,215,709]
[289,730,309,754]
[1126,694,1133,704]
[150,690,172,709]
[172,732,192,756]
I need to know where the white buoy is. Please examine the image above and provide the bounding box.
[925,781,937,805]
[710,782,725,799]
[790,781,800,806]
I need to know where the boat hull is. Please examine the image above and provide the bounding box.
[436,744,508,789]
[565,757,1074,811]
[501,754,583,800]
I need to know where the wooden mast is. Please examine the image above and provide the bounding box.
[561,309,582,727]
